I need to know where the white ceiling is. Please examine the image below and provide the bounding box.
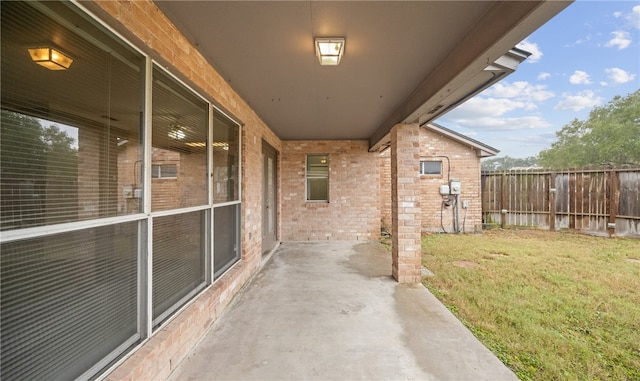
[154,1,571,150]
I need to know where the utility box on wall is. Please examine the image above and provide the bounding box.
[379,124,499,234]
[450,180,461,195]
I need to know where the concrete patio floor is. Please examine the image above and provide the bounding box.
[168,241,518,381]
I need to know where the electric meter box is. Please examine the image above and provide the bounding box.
[439,185,450,195]
[449,180,461,195]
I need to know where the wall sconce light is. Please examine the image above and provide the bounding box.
[28,47,73,70]
[315,37,345,66]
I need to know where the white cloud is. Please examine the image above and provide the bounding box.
[554,90,603,111]
[605,31,632,49]
[614,11,623,18]
[537,72,551,80]
[484,81,554,103]
[446,115,551,132]
[569,70,592,85]
[447,97,527,119]
[443,81,555,131]
[605,67,637,84]
[630,5,640,29]
[569,34,593,47]
[516,40,543,63]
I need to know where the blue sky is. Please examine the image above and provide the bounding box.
[437,1,640,159]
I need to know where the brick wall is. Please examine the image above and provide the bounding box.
[390,124,422,283]
[378,150,392,233]
[380,126,484,233]
[281,140,380,241]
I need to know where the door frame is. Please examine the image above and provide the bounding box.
[261,140,278,254]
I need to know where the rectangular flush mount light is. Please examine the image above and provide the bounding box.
[315,37,345,66]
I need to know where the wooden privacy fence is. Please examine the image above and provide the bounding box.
[481,167,640,237]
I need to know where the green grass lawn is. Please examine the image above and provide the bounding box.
[421,229,640,381]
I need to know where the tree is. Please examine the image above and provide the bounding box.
[1,110,78,228]
[538,90,640,168]
[481,156,539,171]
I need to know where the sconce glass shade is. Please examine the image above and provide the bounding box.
[315,38,345,66]
[28,47,73,70]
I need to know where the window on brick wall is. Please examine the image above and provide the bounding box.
[420,160,442,175]
[306,154,329,202]
[151,163,177,179]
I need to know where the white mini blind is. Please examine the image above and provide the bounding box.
[212,110,240,203]
[1,1,245,379]
[0,1,144,232]
[214,204,241,277]
[151,67,208,212]
[1,2,144,379]
[152,211,206,325]
[0,223,139,380]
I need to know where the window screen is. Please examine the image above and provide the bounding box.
[1,223,139,380]
[420,160,442,175]
[152,210,206,326]
[152,67,208,212]
[214,204,241,277]
[306,154,329,201]
[212,110,240,203]
[1,1,245,379]
[1,2,143,379]
[0,1,144,231]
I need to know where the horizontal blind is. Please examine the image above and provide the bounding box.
[212,110,240,203]
[1,222,139,380]
[153,211,206,325]
[151,67,208,212]
[0,1,144,232]
[214,204,241,277]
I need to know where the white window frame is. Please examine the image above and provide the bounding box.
[306,154,329,202]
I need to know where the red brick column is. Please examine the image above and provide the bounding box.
[390,123,422,283]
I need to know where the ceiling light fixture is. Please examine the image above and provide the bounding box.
[315,37,345,66]
[212,142,230,150]
[28,47,73,70]
[168,124,186,140]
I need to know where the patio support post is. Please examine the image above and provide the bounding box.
[390,123,422,283]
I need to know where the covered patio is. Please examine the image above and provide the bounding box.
[167,241,517,381]
[1,1,571,379]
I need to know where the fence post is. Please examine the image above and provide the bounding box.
[500,172,507,229]
[607,169,619,236]
[549,172,556,231]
